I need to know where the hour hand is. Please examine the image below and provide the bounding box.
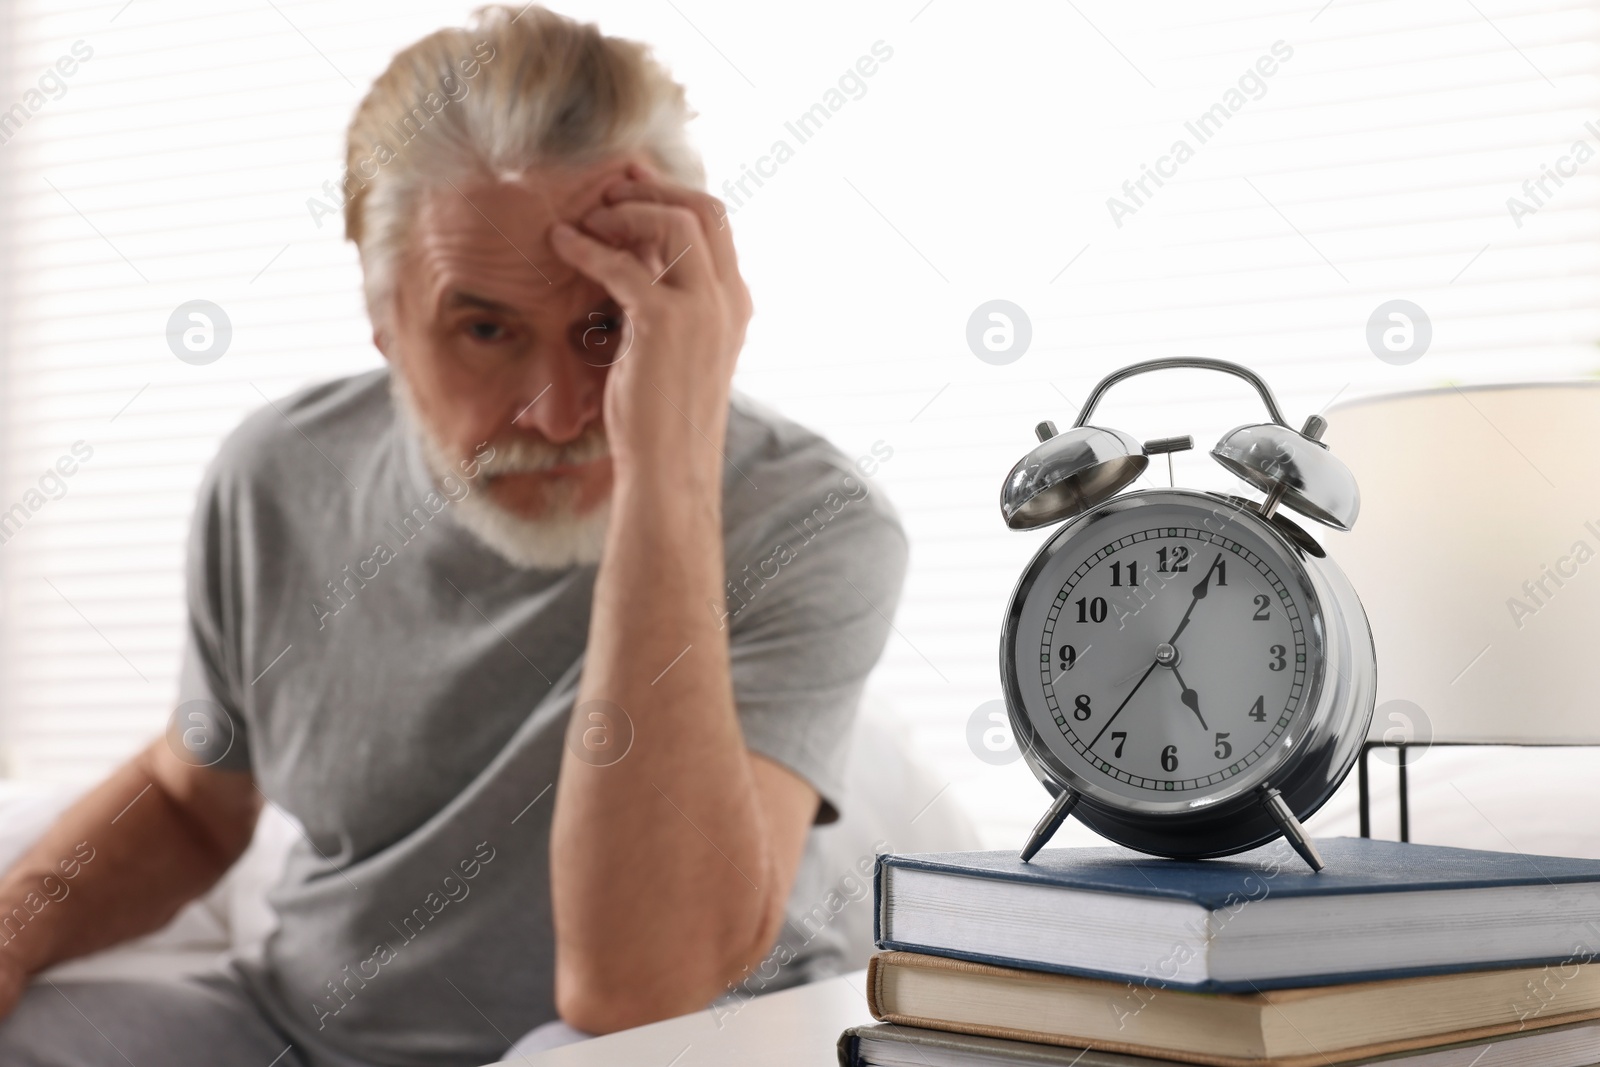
[1171,666,1208,731]
[1191,552,1223,601]
[1167,553,1225,645]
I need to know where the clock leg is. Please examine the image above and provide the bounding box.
[1260,785,1325,872]
[1020,787,1081,862]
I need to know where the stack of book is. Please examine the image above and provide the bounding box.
[840,837,1600,1067]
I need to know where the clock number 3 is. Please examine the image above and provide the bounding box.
[1268,645,1287,671]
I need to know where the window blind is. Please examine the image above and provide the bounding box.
[2,0,1597,849]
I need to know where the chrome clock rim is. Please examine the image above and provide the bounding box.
[1000,488,1375,856]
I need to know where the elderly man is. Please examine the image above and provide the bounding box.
[0,6,905,1066]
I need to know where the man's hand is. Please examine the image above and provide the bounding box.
[550,161,752,490]
[545,165,819,1034]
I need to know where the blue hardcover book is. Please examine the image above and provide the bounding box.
[874,837,1600,992]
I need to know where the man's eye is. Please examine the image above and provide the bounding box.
[587,314,624,339]
[576,311,628,366]
[467,320,505,342]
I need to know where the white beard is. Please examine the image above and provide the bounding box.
[390,370,611,570]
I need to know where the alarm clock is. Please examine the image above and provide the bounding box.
[1000,358,1375,872]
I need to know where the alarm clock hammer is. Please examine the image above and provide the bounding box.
[999,358,1376,873]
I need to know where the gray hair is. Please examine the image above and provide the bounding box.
[343,5,705,319]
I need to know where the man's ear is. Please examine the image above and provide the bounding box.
[369,287,400,360]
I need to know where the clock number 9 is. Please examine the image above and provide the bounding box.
[1057,644,1077,671]
[1161,745,1179,772]
[1268,645,1287,671]
[1073,694,1092,720]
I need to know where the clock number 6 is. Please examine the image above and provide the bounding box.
[1268,645,1287,671]
[1161,745,1179,772]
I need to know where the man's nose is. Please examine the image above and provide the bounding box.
[509,349,604,443]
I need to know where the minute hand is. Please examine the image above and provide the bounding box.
[1087,658,1162,750]
[1166,552,1224,646]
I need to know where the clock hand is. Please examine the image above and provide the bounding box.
[1087,657,1161,750]
[1170,666,1208,731]
[1166,552,1225,647]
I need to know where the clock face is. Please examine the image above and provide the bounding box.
[1006,493,1324,807]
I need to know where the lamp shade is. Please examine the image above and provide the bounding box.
[1323,383,1600,745]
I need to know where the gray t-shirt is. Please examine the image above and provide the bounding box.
[172,368,907,1067]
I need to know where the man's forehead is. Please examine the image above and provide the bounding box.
[408,160,634,309]
[411,230,592,308]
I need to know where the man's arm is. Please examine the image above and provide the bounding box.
[0,739,260,1018]
[548,164,817,1033]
